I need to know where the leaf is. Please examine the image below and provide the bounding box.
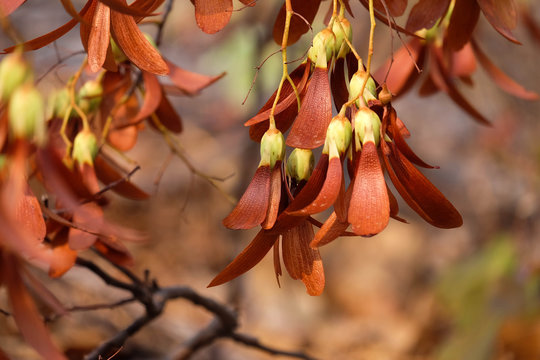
[15,192,46,244]
[0,0,26,16]
[166,59,225,96]
[273,0,322,46]
[3,254,67,360]
[445,0,480,51]
[406,0,451,32]
[288,156,342,216]
[477,0,519,44]
[223,165,271,230]
[450,42,477,78]
[471,40,539,100]
[88,1,111,72]
[383,141,463,228]
[107,94,140,151]
[194,0,232,34]
[286,154,329,213]
[132,71,163,123]
[348,142,390,236]
[110,1,169,75]
[331,57,349,111]
[310,211,349,248]
[244,62,309,126]
[49,228,78,278]
[2,0,93,53]
[261,164,282,230]
[99,0,159,17]
[208,229,278,287]
[68,203,103,250]
[154,94,183,133]
[286,66,332,149]
[94,154,149,200]
[373,39,426,97]
[282,220,324,296]
[373,0,407,17]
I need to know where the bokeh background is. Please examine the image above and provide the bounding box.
[2,0,540,359]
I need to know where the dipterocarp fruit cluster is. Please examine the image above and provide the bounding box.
[208,15,465,296]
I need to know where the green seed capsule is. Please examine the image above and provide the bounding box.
[260,128,285,169]
[324,115,352,157]
[287,148,314,182]
[72,129,98,166]
[354,107,381,147]
[77,80,103,114]
[308,29,336,66]
[8,84,45,144]
[332,17,352,58]
[0,51,33,101]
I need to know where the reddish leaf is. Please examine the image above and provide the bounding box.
[471,40,539,100]
[108,94,140,151]
[387,106,437,168]
[262,164,282,230]
[374,0,407,17]
[387,184,407,223]
[15,192,46,244]
[0,0,26,15]
[406,0,451,32]
[68,203,103,250]
[358,0,418,35]
[2,1,93,53]
[154,94,183,133]
[449,42,477,78]
[49,229,77,278]
[88,1,111,72]
[273,0,322,46]
[286,154,329,213]
[429,47,491,125]
[383,141,463,228]
[208,229,278,287]
[194,0,232,34]
[223,165,271,229]
[310,211,349,248]
[418,73,440,96]
[239,0,255,6]
[288,156,342,216]
[445,0,480,51]
[166,59,225,96]
[94,154,149,200]
[94,239,134,267]
[286,66,332,149]
[281,220,324,295]
[110,2,169,75]
[331,57,349,111]
[348,142,390,236]
[132,71,163,123]
[373,39,425,97]
[477,0,519,43]
[3,255,67,360]
[99,0,159,17]
[245,62,309,126]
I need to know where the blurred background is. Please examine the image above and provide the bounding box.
[2,0,540,359]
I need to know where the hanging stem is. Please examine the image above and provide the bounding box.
[269,0,299,130]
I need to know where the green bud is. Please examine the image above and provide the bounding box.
[48,88,71,119]
[354,107,381,147]
[349,70,377,106]
[8,83,45,144]
[0,51,33,101]
[77,80,103,114]
[332,17,352,58]
[287,148,314,182]
[110,38,128,64]
[324,115,352,157]
[72,129,98,166]
[260,128,285,169]
[307,29,336,66]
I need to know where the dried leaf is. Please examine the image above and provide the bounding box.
[286,66,332,149]
[348,142,390,236]
[68,203,103,250]
[154,94,183,133]
[262,164,282,230]
[94,154,149,200]
[331,57,349,111]
[208,230,278,287]
[471,40,539,100]
[110,2,169,75]
[282,220,324,296]
[15,192,46,244]
[310,211,349,248]
[286,154,329,213]
[445,0,480,51]
[194,0,232,34]
[166,59,225,96]
[3,254,67,360]
[0,0,26,15]
[288,156,342,216]
[223,166,271,229]
[477,0,519,43]
[273,0,322,46]
[88,1,111,72]
[406,0,451,32]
